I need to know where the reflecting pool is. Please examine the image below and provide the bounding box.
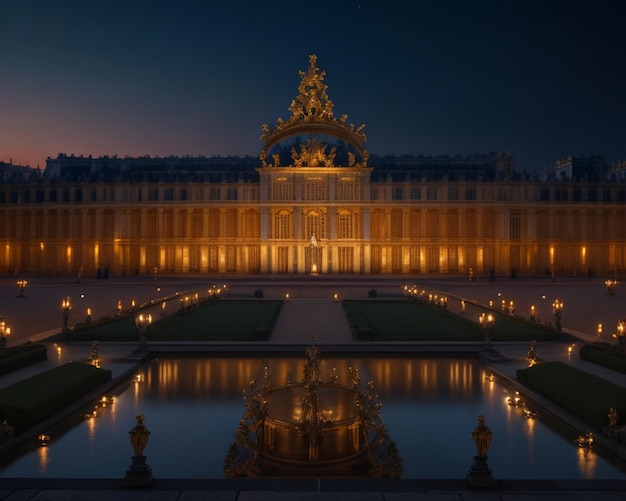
[1,356,625,479]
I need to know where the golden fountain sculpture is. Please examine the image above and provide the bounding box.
[224,346,403,477]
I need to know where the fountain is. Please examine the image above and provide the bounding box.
[224,346,403,477]
[1,356,626,479]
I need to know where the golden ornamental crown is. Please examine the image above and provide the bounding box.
[260,55,367,168]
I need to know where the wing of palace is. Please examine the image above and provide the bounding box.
[2,55,626,277]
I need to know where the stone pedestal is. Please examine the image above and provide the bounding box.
[123,455,153,487]
[466,455,496,488]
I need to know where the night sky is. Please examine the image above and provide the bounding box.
[1,0,625,173]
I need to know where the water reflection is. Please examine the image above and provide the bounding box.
[0,356,625,479]
[37,445,48,474]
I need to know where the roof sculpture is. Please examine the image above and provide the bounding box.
[259,55,368,168]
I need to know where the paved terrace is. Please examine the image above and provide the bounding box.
[1,274,626,499]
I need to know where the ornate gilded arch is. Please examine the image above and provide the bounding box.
[260,55,368,168]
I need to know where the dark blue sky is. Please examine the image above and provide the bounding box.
[1,0,625,172]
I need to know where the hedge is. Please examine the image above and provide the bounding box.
[517,361,626,430]
[0,344,47,376]
[0,362,111,431]
[580,343,626,374]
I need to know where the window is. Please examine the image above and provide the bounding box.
[371,210,386,239]
[338,210,359,239]
[272,177,293,201]
[305,210,326,239]
[274,210,291,239]
[426,210,439,237]
[192,209,204,238]
[409,209,421,238]
[163,210,174,238]
[242,209,260,238]
[304,179,327,201]
[446,210,458,238]
[224,209,238,237]
[464,210,477,238]
[146,210,157,238]
[177,210,188,238]
[207,209,220,237]
[510,210,521,240]
[337,177,359,201]
[392,187,404,200]
[391,209,403,238]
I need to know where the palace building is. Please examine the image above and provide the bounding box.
[1,55,625,277]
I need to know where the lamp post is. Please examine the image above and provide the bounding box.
[552,299,563,332]
[61,297,71,334]
[479,312,495,350]
[135,313,152,348]
[605,279,617,295]
[0,317,10,353]
[597,323,602,343]
[16,279,27,297]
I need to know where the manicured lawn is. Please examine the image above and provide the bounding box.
[343,300,558,342]
[0,362,111,431]
[517,361,626,430]
[146,300,282,341]
[344,300,484,341]
[67,300,283,342]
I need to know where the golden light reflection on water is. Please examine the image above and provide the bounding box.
[138,357,489,403]
[37,445,49,473]
[3,356,624,480]
[158,360,179,388]
[577,447,598,478]
[86,411,96,444]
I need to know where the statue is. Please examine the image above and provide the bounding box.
[89,340,100,368]
[608,407,618,428]
[310,233,318,247]
[466,415,496,488]
[526,340,537,367]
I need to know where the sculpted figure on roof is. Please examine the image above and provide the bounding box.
[259,55,368,168]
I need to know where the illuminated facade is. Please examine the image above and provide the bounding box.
[1,55,626,277]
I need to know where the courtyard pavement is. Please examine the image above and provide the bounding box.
[1,273,626,499]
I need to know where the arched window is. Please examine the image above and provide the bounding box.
[304,209,326,240]
[338,210,354,239]
[274,210,292,239]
